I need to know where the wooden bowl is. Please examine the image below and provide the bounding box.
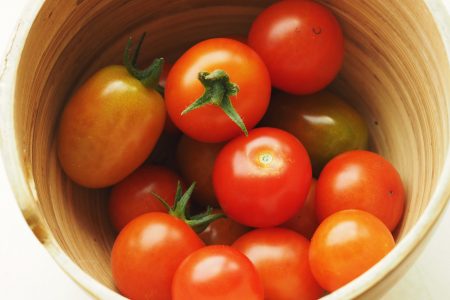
[1,0,449,298]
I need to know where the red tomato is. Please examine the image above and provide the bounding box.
[309,210,395,292]
[282,179,318,239]
[199,210,250,245]
[111,212,204,300]
[108,165,183,231]
[172,245,264,300]
[165,38,271,142]
[233,228,323,300]
[315,150,405,231]
[213,127,312,227]
[248,0,344,95]
[176,135,225,207]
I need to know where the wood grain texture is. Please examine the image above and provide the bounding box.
[1,0,449,299]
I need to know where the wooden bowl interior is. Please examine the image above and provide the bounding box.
[13,0,450,294]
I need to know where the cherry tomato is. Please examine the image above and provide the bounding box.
[111,212,204,300]
[315,150,405,231]
[282,179,318,239]
[248,0,344,95]
[172,245,264,300]
[57,45,166,188]
[213,127,312,227]
[262,90,368,176]
[176,135,224,207]
[165,38,271,142]
[108,165,183,231]
[233,228,323,300]
[199,210,250,245]
[309,209,395,292]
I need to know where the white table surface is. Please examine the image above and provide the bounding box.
[1,1,450,299]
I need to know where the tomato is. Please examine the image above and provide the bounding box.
[57,38,165,188]
[176,135,224,207]
[111,213,204,300]
[309,209,395,292]
[172,245,264,300]
[315,150,405,231]
[282,179,318,239]
[262,90,368,176]
[233,228,323,300]
[165,38,271,142]
[199,210,250,245]
[108,165,183,231]
[213,127,312,227]
[248,0,344,95]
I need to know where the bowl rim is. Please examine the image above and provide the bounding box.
[0,0,449,299]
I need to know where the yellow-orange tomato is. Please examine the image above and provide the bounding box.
[309,210,395,292]
[57,65,165,188]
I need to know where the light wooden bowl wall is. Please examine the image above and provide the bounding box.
[1,0,449,299]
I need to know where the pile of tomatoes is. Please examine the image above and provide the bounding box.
[56,1,405,299]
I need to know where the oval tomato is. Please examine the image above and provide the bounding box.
[213,127,312,227]
[165,38,271,142]
[199,210,250,245]
[108,165,183,231]
[309,209,395,292]
[57,43,166,188]
[281,179,318,239]
[262,91,368,176]
[248,0,344,95]
[233,228,323,300]
[315,150,405,231]
[176,135,224,207]
[111,212,204,300]
[172,245,264,300]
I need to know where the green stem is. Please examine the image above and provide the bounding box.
[152,181,224,232]
[181,69,248,136]
[123,33,165,91]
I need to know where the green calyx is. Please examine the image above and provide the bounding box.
[123,32,165,93]
[181,69,248,136]
[152,182,224,233]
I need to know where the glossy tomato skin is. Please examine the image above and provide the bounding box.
[315,150,405,231]
[111,212,204,300]
[248,0,344,95]
[176,135,224,207]
[108,165,183,231]
[165,38,271,143]
[172,245,264,300]
[213,127,312,228]
[233,228,323,300]
[282,179,318,239]
[199,211,250,245]
[262,91,368,176]
[309,210,395,292]
[57,65,165,188]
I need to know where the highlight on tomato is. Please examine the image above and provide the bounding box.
[315,150,405,231]
[213,127,312,228]
[172,245,264,300]
[309,209,395,292]
[165,38,271,143]
[57,34,166,188]
[248,0,344,95]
